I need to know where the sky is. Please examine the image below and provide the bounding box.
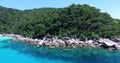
[0,0,120,19]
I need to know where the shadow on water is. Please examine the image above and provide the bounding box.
[1,40,120,63]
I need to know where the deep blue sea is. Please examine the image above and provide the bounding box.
[0,36,120,63]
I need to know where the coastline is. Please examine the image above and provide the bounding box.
[0,34,120,51]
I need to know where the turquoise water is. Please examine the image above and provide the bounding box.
[0,36,13,42]
[0,37,120,63]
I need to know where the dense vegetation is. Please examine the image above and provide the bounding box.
[0,4,120,40]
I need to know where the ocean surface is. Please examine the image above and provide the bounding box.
[0,36,120,63]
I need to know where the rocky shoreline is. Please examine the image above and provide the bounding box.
[1,34,120,51]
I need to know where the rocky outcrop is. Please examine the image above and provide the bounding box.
[115,44,120,50]
[1,34,120,50]
[99,38,120,50]
[99,38,117,47]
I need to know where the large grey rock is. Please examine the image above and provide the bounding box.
[99,38,117,47]
[38,40,44,45]
[115,44,120,50]
[57,39,65,44]
[86,40,94,44]
[112,38,120,42]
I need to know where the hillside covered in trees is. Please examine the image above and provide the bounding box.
[0,4,120,40]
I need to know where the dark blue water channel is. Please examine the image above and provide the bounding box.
[0,36,120,63]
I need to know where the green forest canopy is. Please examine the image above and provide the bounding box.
[0,4,120,40]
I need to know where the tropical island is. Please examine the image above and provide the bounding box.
[0,4,120,51]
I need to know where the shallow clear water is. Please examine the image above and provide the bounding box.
[0,37,120,63]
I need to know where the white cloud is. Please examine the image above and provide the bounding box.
[119,16,120,19]
[89,4,94,7]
